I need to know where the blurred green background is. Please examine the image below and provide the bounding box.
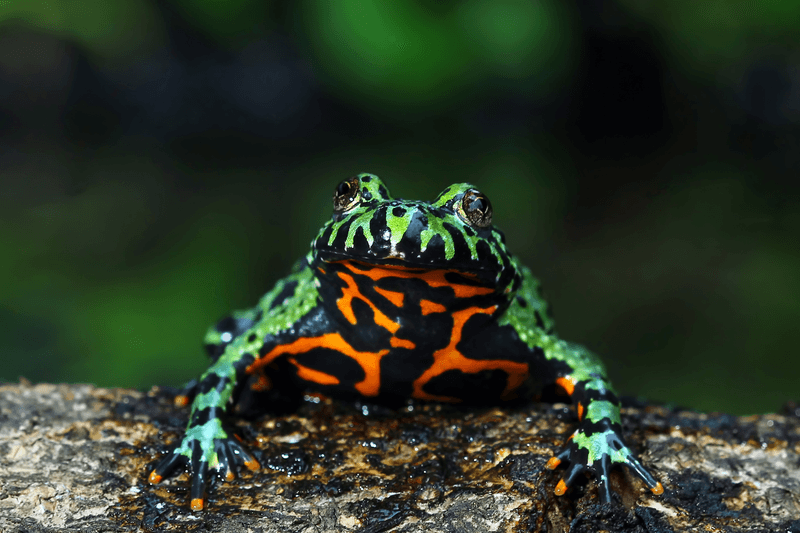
[1,0,798,415]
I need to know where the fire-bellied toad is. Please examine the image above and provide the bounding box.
[149,173,663,510]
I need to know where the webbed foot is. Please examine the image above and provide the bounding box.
[546,424,663,503]
[149,418,260,511]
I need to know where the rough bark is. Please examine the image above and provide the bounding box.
[1,381,799,532]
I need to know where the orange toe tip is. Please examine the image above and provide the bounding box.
[545,457,561,470]
[244,458,260,471]
[554,479,568,496]
[148,471,162,484]
[174,395,189,407]
[225,470,235,481]
[651,482,664,495]
[190,498,205,511]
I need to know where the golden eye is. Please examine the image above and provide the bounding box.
[333,177,361,213]
[460,189,493,228]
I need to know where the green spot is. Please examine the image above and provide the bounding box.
[571,429,630,465]
[500,266,609,385]
[176,417,228,468]
[585,400,622,425]
[385,206,413,248]
[252,265,319,337]
[419,214,455,259]
[433,183,471,207]
[459,226,480,260]
[193,388,225,412]
[344,211,374,249]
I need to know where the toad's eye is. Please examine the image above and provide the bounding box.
[459,189,493,228]
[333,177,361,213]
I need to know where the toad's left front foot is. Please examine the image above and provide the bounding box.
[546,422,663,503]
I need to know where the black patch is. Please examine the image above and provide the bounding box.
[292,348,367,387]
[200,373,223,392]
[443,270,487,287]
[361,187,372,201]
[423,369,509,403]
[189,407,213,425]
[204,343,225,360]
[421,232,446,261]
[392,206,406,218]
[247,333,257,343]
[474,239,494,263]
[463,225,476,237]
[379,350,435,397]
[361,175,372,182]
[346,261,375,272]
[516,296,528,308]
[214,316,238,333]
[232,353,257,373]
[377,185,389,199]
[367,207,391,256]
[293,305,335,339]
[459,315,529,363]
[351,225,370,251]
[269,280,298,311]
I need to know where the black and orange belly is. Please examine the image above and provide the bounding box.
[247,260,533,403]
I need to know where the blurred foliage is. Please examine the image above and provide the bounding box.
[0,0,165,61]
[1,0,799,416]
[619,0,800,73]
[300,0,575,115]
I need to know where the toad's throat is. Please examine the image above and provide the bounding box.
[327,259,498,299]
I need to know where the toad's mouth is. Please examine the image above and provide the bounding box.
[317,246,497,273]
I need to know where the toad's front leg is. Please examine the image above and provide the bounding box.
[148,351,260,511]
[546,365,663,503]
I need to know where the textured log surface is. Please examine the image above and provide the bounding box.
[1,381,799,533]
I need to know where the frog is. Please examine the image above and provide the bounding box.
[148,173,663,511]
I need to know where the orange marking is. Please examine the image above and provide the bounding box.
[288,357,341,386]
[577,402,584,421]
[651,482,664,495]
[225,469,235,481]
[317,267,326,274]
[556,376,576,396]
[420,299,447,315]
[336,271,401,334]
[546,457,561,470]
[411,305,528,402]
[251,372,272,392]
[148,471,162,484]
[190,498,205,511]
[374,286,405,307]
[245,458,260,471]
[390,337,416,349]
[174,395,190,408]
[554,479,568,496]
[248,333,389,397]
[338,261,496,298]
